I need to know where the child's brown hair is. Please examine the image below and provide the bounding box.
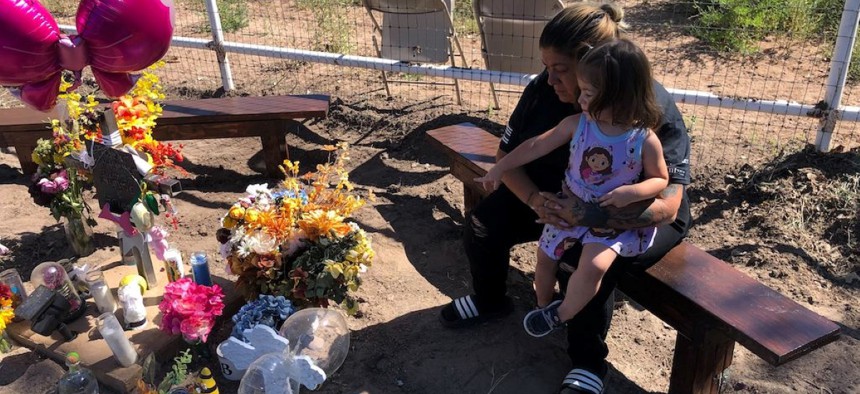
[577,38,662,130]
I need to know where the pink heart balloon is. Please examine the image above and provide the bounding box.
[0,0,174,111]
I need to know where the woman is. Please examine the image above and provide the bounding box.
[438,3,692,394]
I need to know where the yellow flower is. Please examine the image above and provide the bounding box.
[0,307,13,328]
[343,264,359,282]
[244,208,261,224]
[324,260,344,278]
[229,206,246,220]
[222,216,237,229]
[298,210,350,241]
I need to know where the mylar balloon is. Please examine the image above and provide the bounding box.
[0,0,175,111]
[278,308,350,376]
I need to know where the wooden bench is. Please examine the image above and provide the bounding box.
[426,122,841,394]
[0,94,330,177]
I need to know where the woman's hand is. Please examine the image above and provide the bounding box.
[536,188,611,229]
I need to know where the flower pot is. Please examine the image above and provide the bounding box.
[216,340,244,381]
[63,216,95,257]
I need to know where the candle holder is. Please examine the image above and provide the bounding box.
[85,270,117,314]
[0,268,27,308]
[97,312,137,367]
[190,252,212,286]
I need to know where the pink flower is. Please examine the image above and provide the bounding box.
[51,170,69,191]
[37,178,59,194]
[157,278,224,343]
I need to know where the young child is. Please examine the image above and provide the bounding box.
[474,38,668,337]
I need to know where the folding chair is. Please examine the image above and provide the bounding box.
[473,0,565,108]
[362,0,467,104]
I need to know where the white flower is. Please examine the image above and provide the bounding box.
[246,232,277,255]
[237,241,253,258]
[230,226,247,244]
[246,183,271,197]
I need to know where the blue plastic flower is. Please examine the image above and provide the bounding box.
[231,295,295,342]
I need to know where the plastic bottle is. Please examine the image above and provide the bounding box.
[57,352,99,394]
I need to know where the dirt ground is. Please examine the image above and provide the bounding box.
[0,89,858,393]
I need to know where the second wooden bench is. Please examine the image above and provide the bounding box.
[427,122,841,394]
[0,94,330,177]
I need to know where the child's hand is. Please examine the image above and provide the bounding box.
[598,185,638,208]
[474,168,503,192]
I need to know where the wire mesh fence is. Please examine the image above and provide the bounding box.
[4,0,859,170]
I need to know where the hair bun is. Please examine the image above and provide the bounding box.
[600,3,625,24]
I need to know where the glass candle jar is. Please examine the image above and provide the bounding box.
[30,261,85,322]
[0,268,27,308]
[85,270,117,314]
[96,312,137,367]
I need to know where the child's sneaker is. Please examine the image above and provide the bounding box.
[523,300,564,337]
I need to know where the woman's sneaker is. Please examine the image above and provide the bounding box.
[523,300,564,337]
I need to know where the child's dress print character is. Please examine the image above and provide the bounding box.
[580,146,613,185]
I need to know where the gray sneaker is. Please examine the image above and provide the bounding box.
[523,300,564,337]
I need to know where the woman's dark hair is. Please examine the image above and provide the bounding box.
[577,38,662,130]
[539,3,626,63]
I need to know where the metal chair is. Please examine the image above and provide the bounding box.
[362,0,467,104]
[473,0,565,108]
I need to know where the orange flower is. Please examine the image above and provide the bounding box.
[298,210,351,241]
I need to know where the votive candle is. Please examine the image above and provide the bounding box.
[97,312,137,367]
[190,251,212,286]
[86,270,117,314]
[0,268,27,307]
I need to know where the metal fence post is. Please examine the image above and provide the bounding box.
[817,0,860,152]
[203,0,236,92]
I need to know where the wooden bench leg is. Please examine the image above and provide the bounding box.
[259,120,291,178]
[463,185,483,213]
[668,328,735,394]
[14,144,37,176]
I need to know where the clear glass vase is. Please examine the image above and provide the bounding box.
[63,216,95,257]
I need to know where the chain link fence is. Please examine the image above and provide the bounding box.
[4,0,859,168]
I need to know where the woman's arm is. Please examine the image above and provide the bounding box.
[475,115,578,192]
[597,132,669,208]
[538,183,683,229]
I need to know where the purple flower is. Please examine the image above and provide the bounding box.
[52,171,69,191]
[37,178,60,194]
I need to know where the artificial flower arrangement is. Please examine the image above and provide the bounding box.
[28,63,184,256]
[231,294,295,342]
[158,278,225,344]
[0,283,15,353]
[217,143,375,314]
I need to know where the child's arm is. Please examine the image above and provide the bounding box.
[597,131,669,208]
[475,115,579,191]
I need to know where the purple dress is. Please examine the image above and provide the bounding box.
[539,117,657,259]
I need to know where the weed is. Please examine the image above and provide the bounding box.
[194,0,249,33]
[296,0,355,54]
[39,0,77,17]
[453,0,479,36]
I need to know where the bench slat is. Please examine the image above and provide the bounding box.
[0,95,330,176]
[646,243,840,365]
[426,122,840,367]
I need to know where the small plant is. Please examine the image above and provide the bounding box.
[195,0,249,33]
[157,349,194,393]
[217,0,249,33]
[453,0,478,36]
[297,0,355,53]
